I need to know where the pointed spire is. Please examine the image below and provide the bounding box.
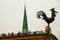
[22,3,28,33]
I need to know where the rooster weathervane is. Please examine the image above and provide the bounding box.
[37,8,58,26]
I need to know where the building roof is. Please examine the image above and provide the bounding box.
[0,31,58,40]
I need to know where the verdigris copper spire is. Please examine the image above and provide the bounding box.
[22,3,28,33]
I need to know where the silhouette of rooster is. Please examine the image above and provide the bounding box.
[37,8,58,26]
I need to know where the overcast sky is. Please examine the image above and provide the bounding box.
[0,0,60,39]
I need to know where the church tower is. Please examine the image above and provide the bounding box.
[22,4,28,33]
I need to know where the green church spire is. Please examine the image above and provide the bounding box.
[22,4,28,33]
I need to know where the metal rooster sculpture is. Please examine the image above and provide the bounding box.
[37,8,58,26]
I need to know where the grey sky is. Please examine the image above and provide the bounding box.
[0,0,60,39]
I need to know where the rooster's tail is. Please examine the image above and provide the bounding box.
[37,11,46,19]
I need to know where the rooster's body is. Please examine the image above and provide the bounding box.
[37,8,58,26]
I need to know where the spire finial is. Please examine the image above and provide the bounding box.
[22,2,28,33]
